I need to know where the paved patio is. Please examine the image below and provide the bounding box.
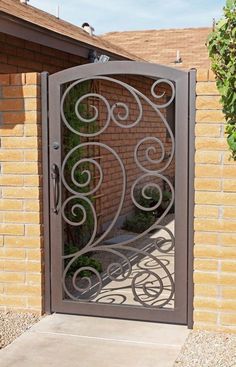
[0,313,189,367]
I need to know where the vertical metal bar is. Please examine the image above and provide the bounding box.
[49,76,63,312]
[187,69,196,329]
[41,72,51,314]
[174,73,189,324]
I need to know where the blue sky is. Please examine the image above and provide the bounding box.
[30,0,226,34]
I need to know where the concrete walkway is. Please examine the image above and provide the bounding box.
[0,314,189,367]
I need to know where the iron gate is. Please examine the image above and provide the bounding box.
[44,61,195,324]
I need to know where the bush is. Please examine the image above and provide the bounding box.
[207,0,236,159]
[64,244,103,277]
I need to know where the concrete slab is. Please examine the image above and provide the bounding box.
[0,314,189,367]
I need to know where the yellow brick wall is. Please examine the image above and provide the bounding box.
[194,69,236,333]
[0,73,43,314]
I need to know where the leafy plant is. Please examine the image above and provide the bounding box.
[63,81,97,248]
[123,187,173,233]
[64,244,103,277]
[123,212,156,233]
[207,0,236,159]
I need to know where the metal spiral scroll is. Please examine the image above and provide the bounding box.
[61,76,175,307]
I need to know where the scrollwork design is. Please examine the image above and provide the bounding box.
[60,75,176,309]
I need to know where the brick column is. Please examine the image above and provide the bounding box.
[0,73,43,314]
[194,69,236,333]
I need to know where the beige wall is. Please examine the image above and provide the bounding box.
[194,69,236,333]
[0,68,236,332]
[0,72,43,313]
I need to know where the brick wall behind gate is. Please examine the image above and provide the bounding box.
[0,73,43,313]
[194,69,236,333]
[98,75,174,229]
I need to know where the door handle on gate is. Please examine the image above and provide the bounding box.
[51,164,60,214]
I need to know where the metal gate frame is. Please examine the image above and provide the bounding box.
[41,62,196,327]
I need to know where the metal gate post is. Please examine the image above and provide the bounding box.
[187,69,196,329]
[41,71,51,314]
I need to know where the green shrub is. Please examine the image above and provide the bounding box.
[207,0,236,159]
[64,244,103,277]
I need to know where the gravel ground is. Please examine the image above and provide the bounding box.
[174,330,236,367]
[0,311,41,349]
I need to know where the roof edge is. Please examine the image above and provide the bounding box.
[0,11,133,62]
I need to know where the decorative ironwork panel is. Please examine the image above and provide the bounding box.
[58,75,176,309]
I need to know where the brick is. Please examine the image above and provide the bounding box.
[195,151,221,164]
[2,187,40,199]
[194,232,218,245]
[0,295,27,307]
[25,225,42,236]
[0,248,25,259]
[2,85,39,98]
[2,111,40,124]
[219,234,236,246]
[26,262,42,272]
[194,311,218,323]
[223,180,236,192]
[26,73,40,85]
[4,260,26,272]
[196,110,225,123]
[195,192,236,205]
[24,98,39,111]
[24,150,41,162]
[0,125,23,137]
[209,70,216,81]
[221,261,236,272]
[194,259,218,271]
[24,176,41,186]
[0,99,24,111]
[0,199,23,211]
[194,284,218,297]
[221,314,236,325]
[194,272,218,284]
[194,205,219,218]
[219,273,236,285]
[0,151,24,162]
[26,273,42,284]
[195,124,221,137]
[0,176,23,186]
[0,74,10,85]
[195,178,221,191]
[24,125,40,137]
[2,162,39,174]
[194,219,236,232]
[0,224,24,235]
[222,288,236,299]
[24,200,41,211]
[1,137,39,149]
[196,96,221,110]
[4,284,41,296]
[4,212,40,224]
[195,137,227,151]
[196,69,208,82]
[0,272,24,282]
[4,236,42,248]
[10,73,26,85]
[223,166,236,178]
[26,249,42,261]
[194,297,218,309]
[27,296,42,308]
[195,165,222,178]
[196,82,219,95]
[223,207,236,219]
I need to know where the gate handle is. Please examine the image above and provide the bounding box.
[51,164,60,214]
